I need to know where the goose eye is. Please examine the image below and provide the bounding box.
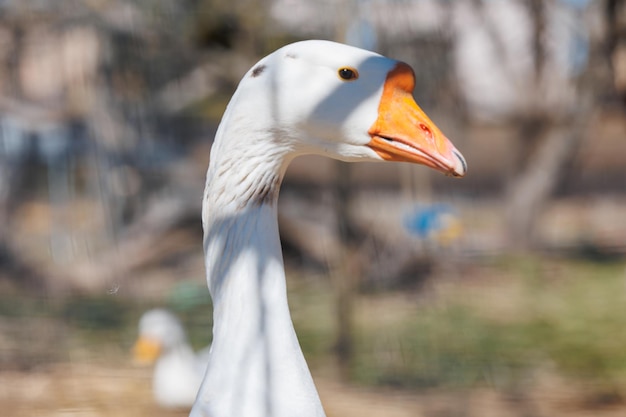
[338,67,358,81]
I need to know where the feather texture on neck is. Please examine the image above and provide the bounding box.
[196,115,324,417]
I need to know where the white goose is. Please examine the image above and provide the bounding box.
[133,309,209,408]
[193,40,466,417]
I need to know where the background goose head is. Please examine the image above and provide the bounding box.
[214,40,466,178]
[133,308,187,364]
[133,309,208,409]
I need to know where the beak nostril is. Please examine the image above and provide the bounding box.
[419,123,431,136]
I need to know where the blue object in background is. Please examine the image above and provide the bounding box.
[404,203,463,244]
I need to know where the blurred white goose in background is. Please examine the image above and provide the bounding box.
[133,308,209,408]
[194,40,466,417]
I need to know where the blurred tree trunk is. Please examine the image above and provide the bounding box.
[504,0,549,250]
[331,161,359,380]
[504,0,589,250]
[505,120,587,249]
[606,0,626,103]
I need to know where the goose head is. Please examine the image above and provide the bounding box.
[216,40,466,178]
[133,309,187,364]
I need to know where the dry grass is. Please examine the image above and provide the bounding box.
[1,361,626,417]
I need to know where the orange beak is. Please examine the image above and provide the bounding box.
[368,63,466,177]
[132,336,162,365]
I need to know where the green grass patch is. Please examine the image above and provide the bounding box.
[349,257,626,391]
[2,256,625,395]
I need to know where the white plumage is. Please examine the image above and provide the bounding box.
[193,40,466,417]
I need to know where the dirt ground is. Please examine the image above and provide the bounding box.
[1,361,625,417]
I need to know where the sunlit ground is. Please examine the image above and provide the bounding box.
[1,255,625,417]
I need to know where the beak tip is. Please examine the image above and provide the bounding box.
[452,149,467,177]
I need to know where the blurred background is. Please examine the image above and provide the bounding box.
[0,0,625,416]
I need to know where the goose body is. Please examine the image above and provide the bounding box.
[193,40,466,417]
[133,309,209,408]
